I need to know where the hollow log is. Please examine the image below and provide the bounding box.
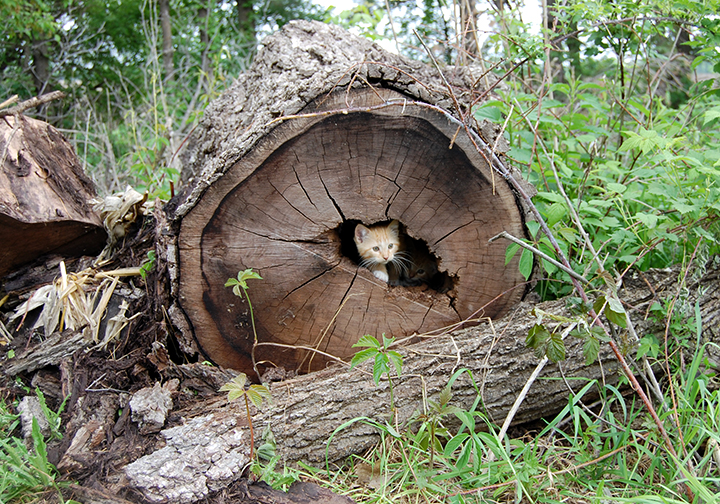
[166,20,533,376]
[0,114,105,276]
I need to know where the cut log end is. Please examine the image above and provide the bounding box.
[177,88,530,376]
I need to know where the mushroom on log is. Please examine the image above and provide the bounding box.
[168,21,533,377]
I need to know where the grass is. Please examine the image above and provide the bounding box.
[278,308,720,504]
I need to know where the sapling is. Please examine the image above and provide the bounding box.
[219,372,271,463]
[225,268,263,377]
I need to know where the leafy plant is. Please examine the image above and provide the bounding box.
[139,250,156,280]
[225,268,263,377]
[219,372,271,464]
[34,388,70,441]
[350,334,403,412]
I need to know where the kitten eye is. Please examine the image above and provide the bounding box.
[388,244,393,249]
[373,246,380,251]
[418,269,425,275]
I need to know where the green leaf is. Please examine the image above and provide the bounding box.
[605,294,627,328]
[635,212,658,229]
[247,384,272,409]
[353,334,380,349]
[637,335,659,359]
[372,355,389,385]
[546,332,566,362]
[545,203,567,228]
[606,182,626,194]
[387,351,403,377]
[505,242,521,264]
[583,335,600,365]
[219,373,248,401]
[350,348,377,368]
[519,248,534,280]
[704,106,720,125]
[381,333,395,350]
[526,323,550,348]
[526,221,541,239]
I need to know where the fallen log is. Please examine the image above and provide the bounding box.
[119,261,719,503]
[166,20,534,377]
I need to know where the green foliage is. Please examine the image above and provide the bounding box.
[139,250,156,280]
[351,333,403,412]
[219,372,271,463]
[0,404,76,504]
[219,372,271,409]
[309,348,720,503]
[34,387,70,441]
[226,269,263,376]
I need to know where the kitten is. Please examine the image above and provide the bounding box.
[402,241,439,286]
[354,220,404,283]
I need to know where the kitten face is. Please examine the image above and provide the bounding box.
[406,248,439,284]
[354,220,401,282]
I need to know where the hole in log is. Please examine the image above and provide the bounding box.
[337,219,454,293]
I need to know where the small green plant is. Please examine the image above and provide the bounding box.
[139,250,156,280]
[35,388,70,441]
[219,372,271,463]
[0,417,77,503]
[225,268,263,376]
[350,334,403,413]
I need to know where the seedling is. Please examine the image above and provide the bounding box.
[350,334,403,413]
[219,372,271,463]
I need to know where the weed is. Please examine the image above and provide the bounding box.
[350,334,403,413]
[219,372,271,464]
[0,416,76,503]
[225,268,263,378]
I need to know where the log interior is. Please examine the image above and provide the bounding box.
[178,88,527,375]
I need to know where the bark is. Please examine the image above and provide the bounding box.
[160,0,174,81]
[0,114,105,277]
[166,21,531,377]
[31,38,51,97]
[119,261,720,504]
[236,0,256,48]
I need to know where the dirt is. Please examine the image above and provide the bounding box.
[0,214,272,503]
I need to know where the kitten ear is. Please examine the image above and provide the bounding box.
[388,220,400,234]
[354,224,370,243]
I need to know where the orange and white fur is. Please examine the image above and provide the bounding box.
[354,220,407,283]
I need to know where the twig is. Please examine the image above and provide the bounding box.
[0,91,66,117]
[489,231,589,283]
[491,322,577,461]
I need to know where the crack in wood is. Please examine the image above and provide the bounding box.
[291,160,318,213]
[318,167,346,222]
[267,178,316,225]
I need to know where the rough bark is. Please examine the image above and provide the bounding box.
[166,20,532,377]
[119,261,720,503]
[160,0,174,81]
[0,114,105,276]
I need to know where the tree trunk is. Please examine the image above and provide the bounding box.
[236,0,256,49]
[198,4,212,94]
[0,114,105,277]
[160,0,174,82]
[31,38,51,97]
[167,20,532,378]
